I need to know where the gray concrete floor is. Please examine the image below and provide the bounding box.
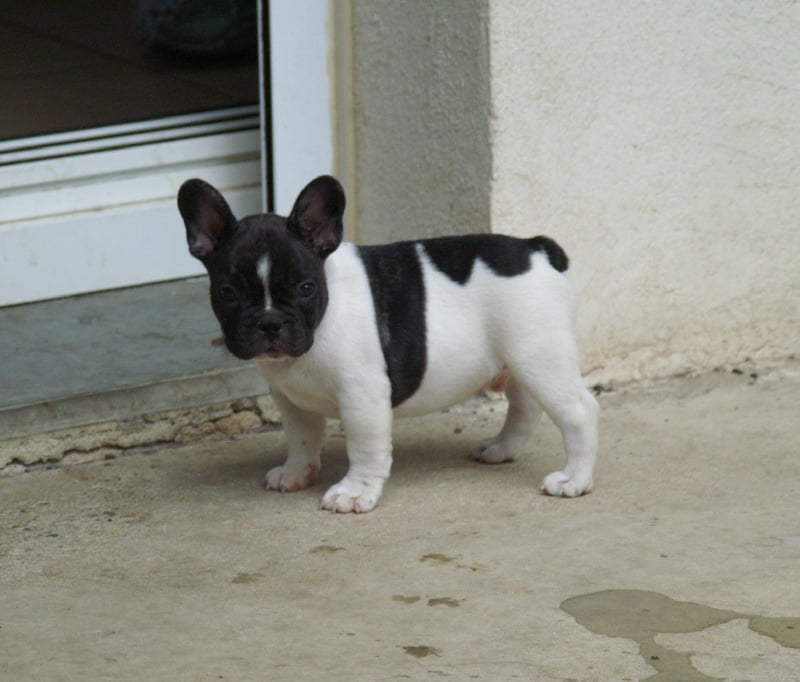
[0,279,269,439]
[1,360,799,680]
[0,278,227,407]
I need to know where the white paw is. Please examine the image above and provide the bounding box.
[264,462,319,492]
[320,476,384,513]
[472,439,518,464]
[540,470,593,498]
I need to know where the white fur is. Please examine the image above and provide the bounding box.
[260,242,598,512]
[256,255,273,310]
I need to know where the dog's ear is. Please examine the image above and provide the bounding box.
[178,179,237,260]
[286,175,345,259]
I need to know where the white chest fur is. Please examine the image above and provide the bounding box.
[258,242,389,419]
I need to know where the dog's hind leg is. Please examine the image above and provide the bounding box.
[505,344,598,497]
[536,384,598,497]
[473,376,543,463]
[521,359,598,497]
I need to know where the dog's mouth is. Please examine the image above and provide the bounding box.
[221,313,315,361]
[257,348,291,361]
[225,335,312,362]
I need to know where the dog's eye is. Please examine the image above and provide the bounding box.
[217,285,238,302]
[297,281,317,299]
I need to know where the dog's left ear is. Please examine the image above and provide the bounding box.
[287,175,345,259]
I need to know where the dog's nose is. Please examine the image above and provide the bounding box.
[256,315,283,338]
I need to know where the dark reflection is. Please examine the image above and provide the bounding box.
[0,0,258,140]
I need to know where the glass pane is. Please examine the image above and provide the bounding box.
[0,0,258,141]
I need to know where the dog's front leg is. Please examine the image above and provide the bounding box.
[264,388,325,492]
[321,400,393,513]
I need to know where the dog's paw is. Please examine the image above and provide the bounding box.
[264,462,320,492]
[540,470,593,498]
[320,476,384,513]
[472,439,518,464]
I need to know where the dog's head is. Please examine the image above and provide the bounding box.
[178,176,345,360]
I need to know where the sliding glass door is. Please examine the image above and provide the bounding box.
[0,0,332,307]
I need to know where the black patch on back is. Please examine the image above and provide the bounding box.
[421,234,568,284]
[358,243,427,407]
[356,234,568,406]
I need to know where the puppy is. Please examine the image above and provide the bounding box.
[178,176,598,512]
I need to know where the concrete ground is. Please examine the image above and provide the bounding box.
[1,360,799,681]
[0,279,269,440]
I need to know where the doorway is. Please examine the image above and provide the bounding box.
[0,0,334,439]
[0,0,263,306]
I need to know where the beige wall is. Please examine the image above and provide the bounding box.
[489,1,800,381]
[343,1,799,382]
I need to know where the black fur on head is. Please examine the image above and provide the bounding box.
[177,176,347,360]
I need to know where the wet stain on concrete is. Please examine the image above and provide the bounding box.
[427,597,462,608]
[747,615,800,648]
[561,589,800,681]
[420,553,456,565]
[393,595,422,604]
[401,645,441,658]
[309,545,344,554]
[448,529,479,538]
[462,563,486,572]
[420,553,486,572]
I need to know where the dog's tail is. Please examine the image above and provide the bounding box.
[529,236,569,273]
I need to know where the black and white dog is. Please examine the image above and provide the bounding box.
[178,176,598,513]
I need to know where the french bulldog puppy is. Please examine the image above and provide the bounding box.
[178,175,598,513]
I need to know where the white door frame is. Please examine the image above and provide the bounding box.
[0,0,333,307]
[267,0,334,215]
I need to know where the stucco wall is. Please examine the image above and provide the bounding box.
[347,0,491,243]
[489,1,800,381]
[345,1,799,382]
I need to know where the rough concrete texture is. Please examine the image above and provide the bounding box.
[2,359,799,680]
[0,396,280,474]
